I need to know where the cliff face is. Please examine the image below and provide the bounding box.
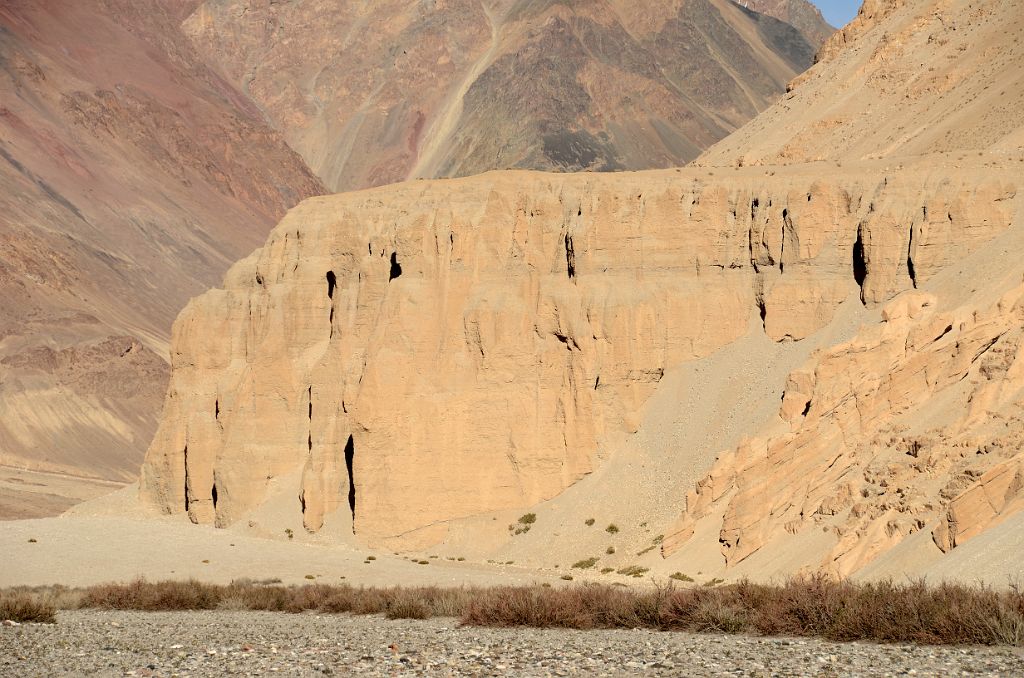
[182,0,820,191]
[138,162,1017,550]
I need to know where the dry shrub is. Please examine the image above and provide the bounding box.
[83,579,221,611]
[0,591,56,623]
[4,576,1022,645]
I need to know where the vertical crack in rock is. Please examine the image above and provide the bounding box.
[853,224,868,304]
[326,271,336,338]
[211,481,218,510]
[564,234,576,279]
[344,434,356,530]
[182,445,189,513]
[907,222,918,288]
[389,252,402,281]
[299,491,306,516]
[780,208,797,274]
[307,386,313,452]
[214,399,219,421]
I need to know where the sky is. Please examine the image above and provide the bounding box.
[811,0,863,27]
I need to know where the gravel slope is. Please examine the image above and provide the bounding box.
[3,610,1024,677]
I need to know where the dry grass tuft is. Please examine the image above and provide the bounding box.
[4,575,1022,645]
[0,591,57,623]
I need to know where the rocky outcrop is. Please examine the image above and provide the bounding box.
[139,163,1016,549]
[182,0,820,191]
[663,235,1024,575]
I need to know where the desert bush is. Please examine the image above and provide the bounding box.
[605,524,619,534]
[0,592,56,623]
[572,557,599,569]
[5,575,1022,645]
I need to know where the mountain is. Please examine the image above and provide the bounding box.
[0,0,324,516]
[137,0,1024,584]
[745,0,834,47]
[183,0,821,191]
[697,0,1024,166]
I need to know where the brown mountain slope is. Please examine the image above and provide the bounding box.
[697,0,1024,166]
[0,0,323,511]
[183,0,821,191]
[745,0,835,47]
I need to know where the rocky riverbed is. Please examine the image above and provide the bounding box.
[3,610,1023,677]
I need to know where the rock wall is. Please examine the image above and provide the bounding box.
[139,166,1015,548]
[663,179,1023,575]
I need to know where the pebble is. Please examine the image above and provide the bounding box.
[1,610,1022,677]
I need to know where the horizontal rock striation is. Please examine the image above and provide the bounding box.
[139,165,1015,548]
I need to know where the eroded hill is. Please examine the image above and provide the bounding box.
[183,0,824,191]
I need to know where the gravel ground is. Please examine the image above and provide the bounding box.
[3,610,1024,677]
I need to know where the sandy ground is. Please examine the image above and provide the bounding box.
[0,467,124,521]
[0,510,565,589]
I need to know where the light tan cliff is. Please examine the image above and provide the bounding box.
[138,161,1017,550]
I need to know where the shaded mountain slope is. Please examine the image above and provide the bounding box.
[0,0,323,501]
[183,0,822,191]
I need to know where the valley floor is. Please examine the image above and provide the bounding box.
[3,610,1023,677]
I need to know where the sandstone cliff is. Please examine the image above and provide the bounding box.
[182,0,821,191]
[138,160,1018,553]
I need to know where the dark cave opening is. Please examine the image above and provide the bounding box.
[389,252,402,281]
[326,270,337,299]
[853,227,867,300]
[344,435,356,528]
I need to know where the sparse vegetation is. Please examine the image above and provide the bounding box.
[670,572,694,583]
[27,538,37,543]
[605,524,619,534]
[284,528,294,540]
[304,575,316,580]
[616,565,649,577]
[600,568,614,574]
[0,592,56,623]
[518,513,536,525]
[585,518,595,526]
[366,556,376,561]
[572,557,599,569]
[704,578,725,587]
[5,577,1023,645]
[606,546,615,555]
[636,545,656,556]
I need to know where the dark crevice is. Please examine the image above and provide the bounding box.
[853,225,867,303]
[564,234,576,279]
[327,271,337,338]
[308,386,313,420]
[368,243,372,255]
[780,208,792,274]
[802,400,812,417]
[299,491,306,515]
[344,435,356,530]
[751,197,759,221]
[215,400,219,421]
[211,482,218,509]
[389,252,402,281]
[758,297,767,325]
[326,271,337,299]
[594,375,600,390]
[183,445,189,513]
[907,225,917,288]
[934,324,954,342]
